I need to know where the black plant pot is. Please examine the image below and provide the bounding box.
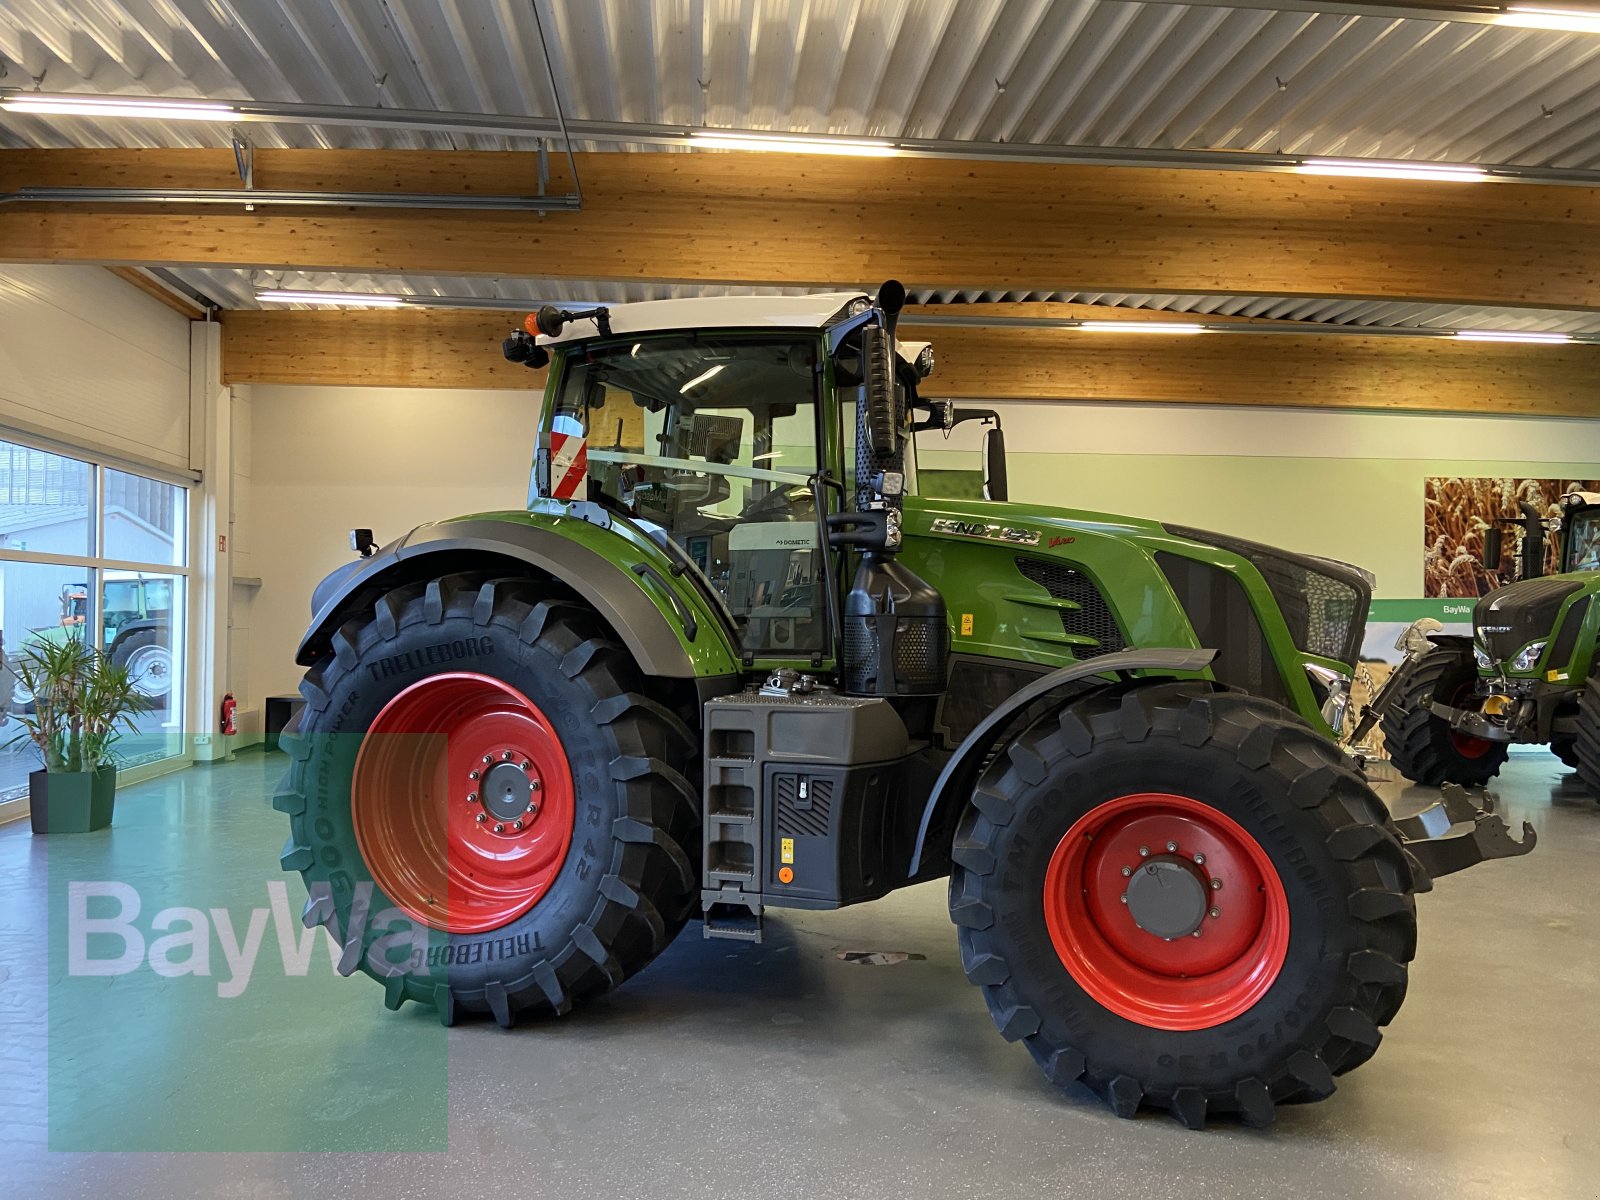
[29,766,117,834]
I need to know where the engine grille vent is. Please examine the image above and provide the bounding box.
[1157,553,1291,706]
[1014,557,1127,659]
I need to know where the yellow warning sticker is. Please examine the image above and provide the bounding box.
[780,837,795,865]
[1549,670,1568,682]
[960,613,974,637]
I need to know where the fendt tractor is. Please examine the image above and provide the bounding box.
[277,284,1532,1129]
[1369,490,1600,793]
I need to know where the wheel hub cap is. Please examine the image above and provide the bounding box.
[481,761,535,821]
[1124,856,1209,940]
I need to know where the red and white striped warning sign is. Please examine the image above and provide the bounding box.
[548,432,588,500]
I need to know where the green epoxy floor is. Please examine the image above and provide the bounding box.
[3,750,1598,1198]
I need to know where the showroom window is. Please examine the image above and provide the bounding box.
[0,436,189,801]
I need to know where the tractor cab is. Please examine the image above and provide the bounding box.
[1558,490,1600,574]
[511,291,940,671]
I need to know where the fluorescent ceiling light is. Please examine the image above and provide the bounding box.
[688,130,897,157]
[256,290,406,308]
[1496,6,1600,34]
[1298,158,1489,182]
[0,91,237,121]
[679,364,727,393]
[1454,329,1574,344]
[1077,321,1208,335]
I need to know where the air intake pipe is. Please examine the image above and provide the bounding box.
[834,281,948,697]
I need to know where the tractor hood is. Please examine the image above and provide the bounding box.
[902,494,1374,671]
[1474,573,1593,666]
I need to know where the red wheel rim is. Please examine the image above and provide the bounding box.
[351,672,576,934]
[1446,680,1492,759]
[1042,793,1290,1031]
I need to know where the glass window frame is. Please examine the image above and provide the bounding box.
[0,430,194,803]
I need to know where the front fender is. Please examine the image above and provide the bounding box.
[907,647,1218,877]
[296,513,742,679]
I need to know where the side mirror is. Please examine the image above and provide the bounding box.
[983,426,1009,502]
[1482,525,1503,573]
[860,324,897,458]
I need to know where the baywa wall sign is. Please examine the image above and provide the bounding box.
[1425,476,1600,598]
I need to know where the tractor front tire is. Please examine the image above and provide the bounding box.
[950,682,1417,1129]
[275,574,699,1025]
[1379,643,1507,787]
[1571,674,1600,799]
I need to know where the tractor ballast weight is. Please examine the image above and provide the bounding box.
[281,285,1532,1131]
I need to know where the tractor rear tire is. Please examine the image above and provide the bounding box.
[1551,735,1580,770]
[1379,643,1507,787]
[949,682,1417,1129]
[110,628,172,707]
[1571,673,1600,799]
[274,574,700,1025]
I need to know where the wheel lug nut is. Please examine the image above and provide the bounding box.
[512,819,524,831]
[1120,866,1132,877]
[1193,853,1205,865]
[1211,878,1223,890]
[475,813,486,823]
[521,760,531,771]
[531,779,541,791]
[1166,841,1178,853]
[1191,930,1202,938]
[1138,846,1149,857]
[1209,907,1221,919]
[1120,894,1128,904]
[502,750,514,761]
[494,822,505,833]
[482,755,494,765]
[469,770,480,781]
[467,792,478,804]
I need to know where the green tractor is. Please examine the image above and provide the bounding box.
[1366,491,1600,791]
[278,285,1531,1129]
[10,578,171,712]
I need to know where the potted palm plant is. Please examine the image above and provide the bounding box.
[13,634,140,834]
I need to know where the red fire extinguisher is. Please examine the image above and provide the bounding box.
[220,692,237,736]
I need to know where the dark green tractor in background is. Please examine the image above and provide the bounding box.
[277,284,1530,1130]
[1372,491,1600,792]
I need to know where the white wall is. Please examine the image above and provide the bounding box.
[247,385,535,701]
[244,385,1600,697]
[0,266,192,471]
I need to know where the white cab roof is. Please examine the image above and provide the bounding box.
[537,292,866,346]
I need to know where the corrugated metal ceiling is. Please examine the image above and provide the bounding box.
[164,266,1600,334]
[6,0,1600,163]
[7,0,1600,330]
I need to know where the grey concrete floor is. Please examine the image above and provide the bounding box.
[2,749,1596,1199]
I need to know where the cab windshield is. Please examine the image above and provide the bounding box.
[1566,507,1600,572]
[550,333,827,658]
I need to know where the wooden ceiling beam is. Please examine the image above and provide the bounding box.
[5,149,1600,309]
[219,307,1600,418]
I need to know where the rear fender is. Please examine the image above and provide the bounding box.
[906,647,1218,878]
[295,513,741,679]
